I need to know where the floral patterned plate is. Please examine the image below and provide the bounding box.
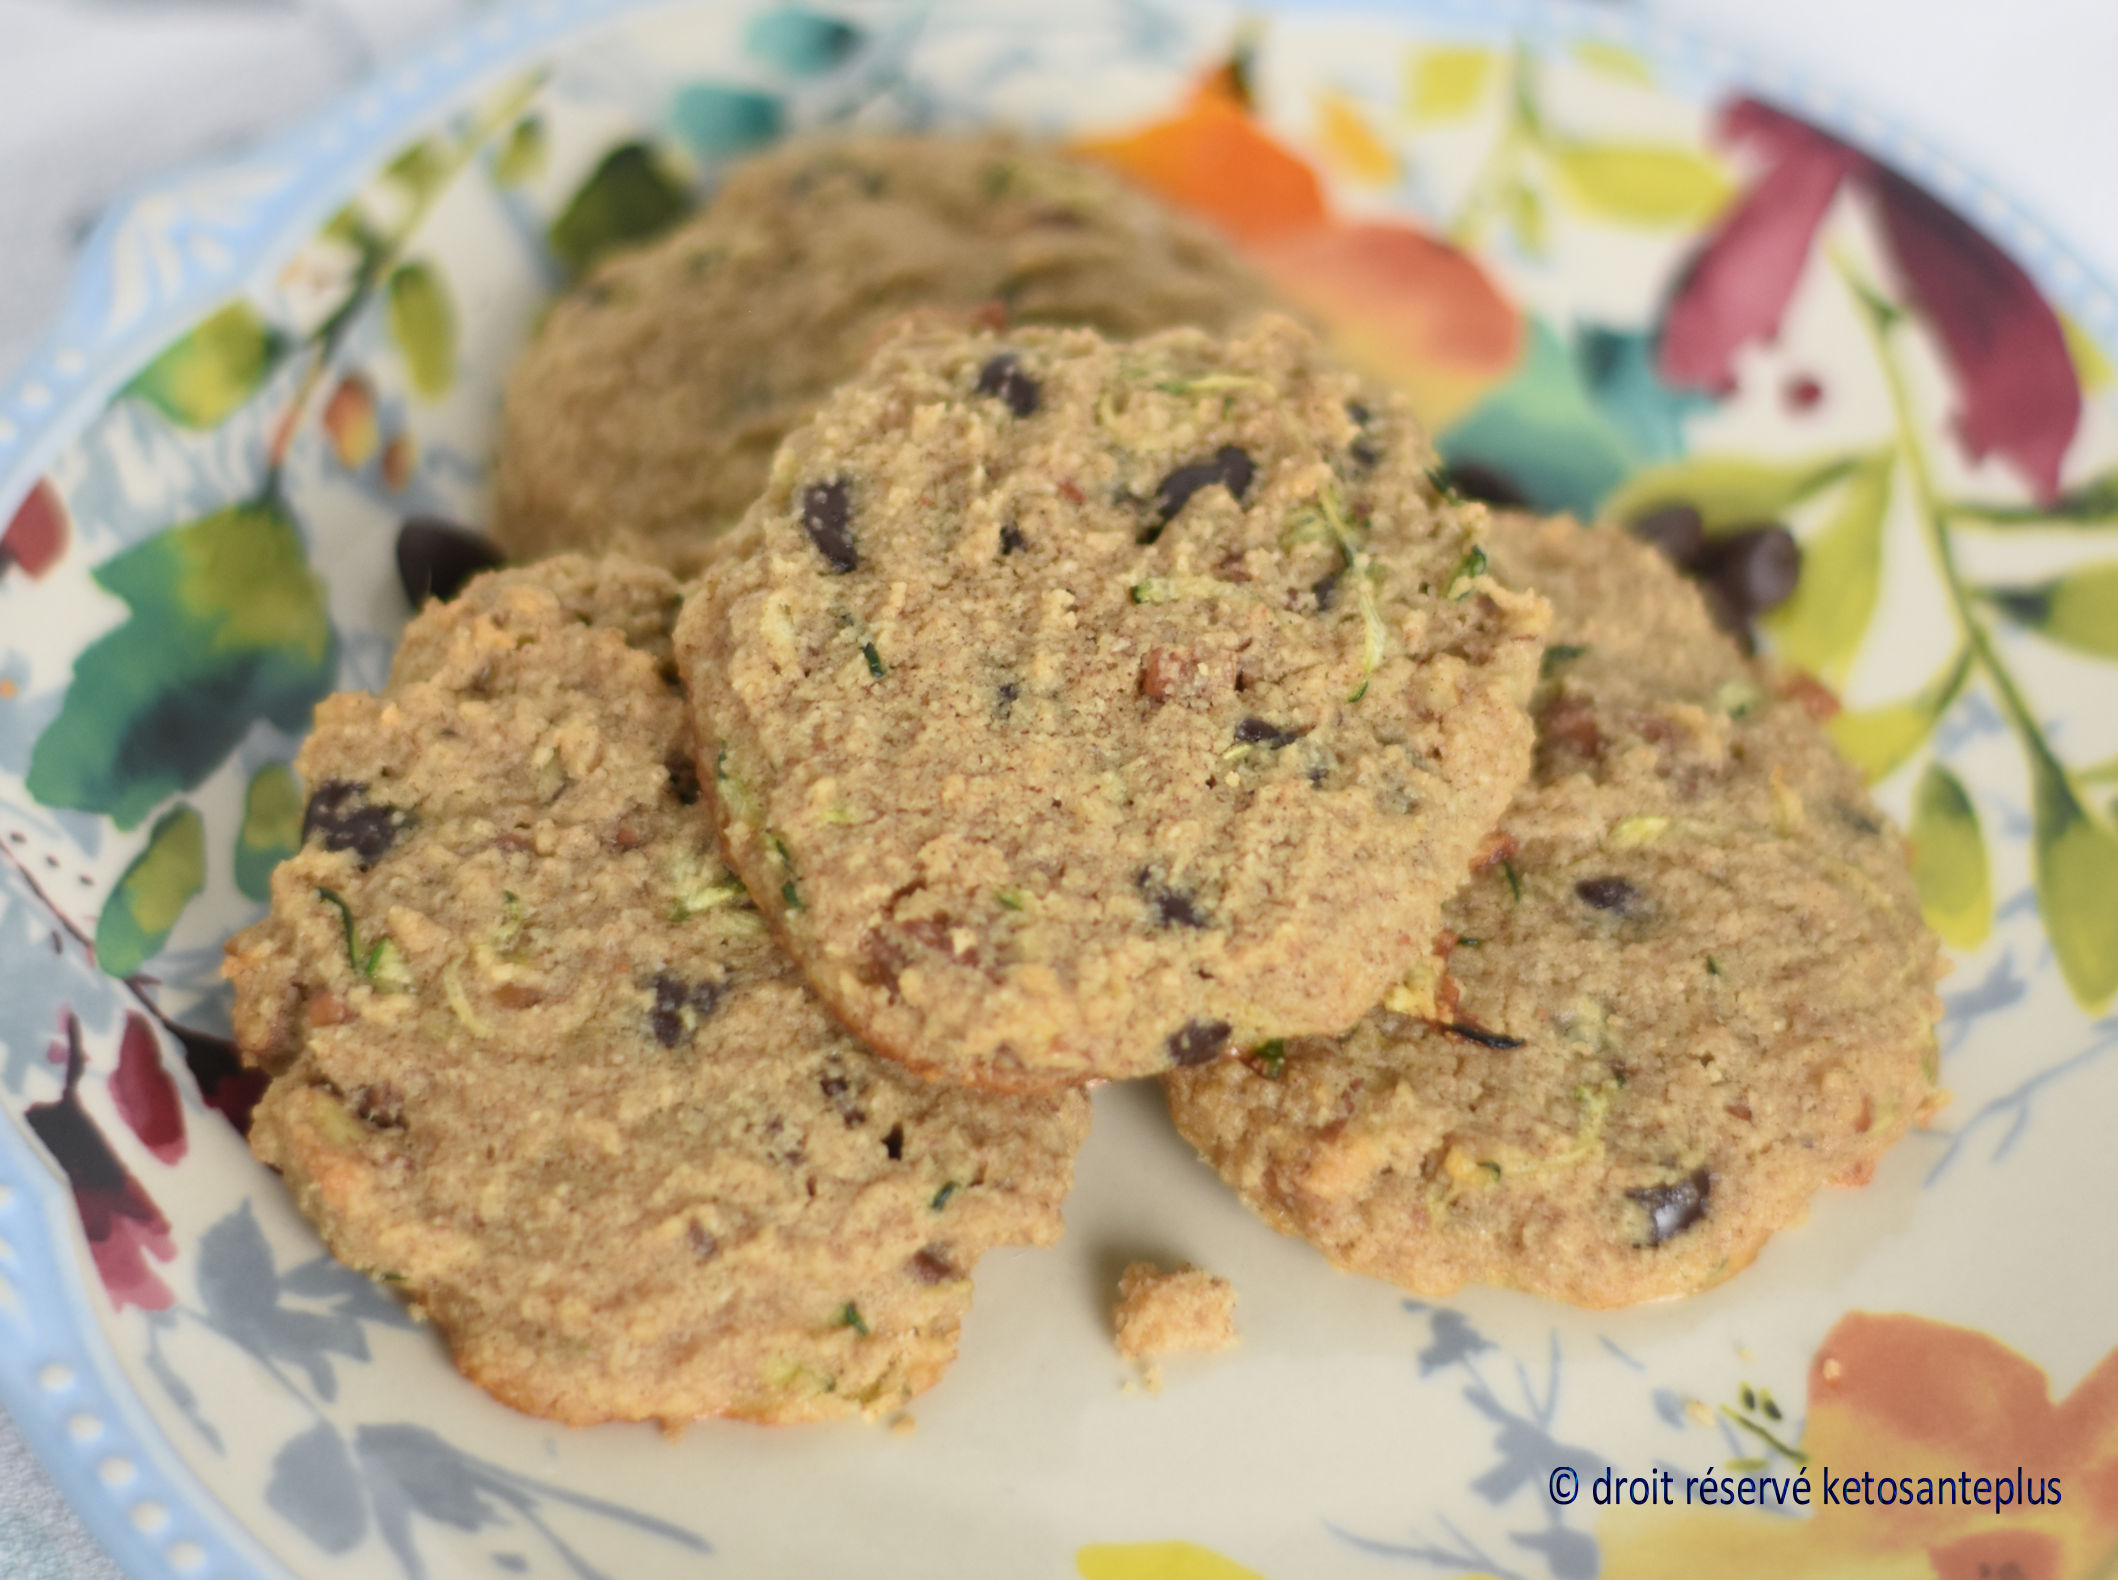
[3,2,2116,1577]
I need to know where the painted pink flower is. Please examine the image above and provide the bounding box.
[24,1016,175,1312]
[1659,97,2081,502]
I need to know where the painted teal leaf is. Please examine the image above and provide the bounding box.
[745,11,862,76]
[548,142,690,278]
[26,501,338,829]
[96,805,204,978]
[122,302,287,429]
[1910,762,1990,948]
[671,84,783,159]
[1438,318,1635,519]
[236,762,303,901]
[385,261,458,401]
[1576,326,1712,465]
[2024,732,2118,1013]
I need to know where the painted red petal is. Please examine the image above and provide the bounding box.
[112,1012,187,1165]
[23,1018,177,1312]
[1658,99,1866,392]
[1869,167,2081,501]
[1,479,69,579]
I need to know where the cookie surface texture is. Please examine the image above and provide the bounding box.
[677,316,1549,1090]
[1164,513,1945,1307]
[495,134,1276,576]
[225,558,1090,1425]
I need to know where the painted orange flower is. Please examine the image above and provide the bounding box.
[1599,1313,2118,1579]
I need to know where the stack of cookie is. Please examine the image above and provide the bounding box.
[225,137,1943,1430]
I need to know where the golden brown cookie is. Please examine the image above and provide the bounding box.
[226,558,1089,1425]
[1163,513,1944,1308]
[676,315,1548,1091]
[494,133,1276,576]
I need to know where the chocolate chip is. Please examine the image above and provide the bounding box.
[665,753,701,805]
[1575,876,1642,915]
[650,972,721,1047]
[1629,504,1706,568]
[1442,1021,1524,1050]
[688,1223,719,1260]
[800,479,857,572]
[1628,1167,1711,1247]
[352,1083,404,1129]
[999,522,1025,556]
[1312,570,1341,611]
[1166,1019,1231,1067]
[995,680,1020,720]
[909,1248,958,1284]
[1137,868,1209,929]
[396,517,504,606]
[1438,462,1528,508]
[883,1123,904,1161]
[1349,438,1380,470]
[302,781,405,866]
[1146,445,1255,541]
[975,352,1040,417]
[1698,525,1801,619]
[1233,717,1300,749]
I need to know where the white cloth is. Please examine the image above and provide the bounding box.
[1,2,2113,1576]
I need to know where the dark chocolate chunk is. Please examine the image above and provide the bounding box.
[820,1069,866,1127]
[975,352,1041,417]
[1575,876,1642,916]
[1312,570,1341,611]
[1346,401,1371,426]
[301,781,405,866]
[1136,868,1209,929]
[800,478,857,573]
[688,1223,719,1260]
[995,680,1020,720]
[999,522,1026,556]
[1349,438,1380,470]
[909,1247,959,1284]
[1233,717,1301,749]
[1628,1167,1711,1246]
[396,517,504,607]
[1166,1019,1232,1067]
[1629,504,1706,568]
[1146,445,1255,540]
[1699,524,1801,619]
[649,972,721,1047]
[883,1123,904,1161]
[1437,462,1528,508]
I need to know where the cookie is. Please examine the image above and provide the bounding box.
[225,558,1090,1425]
[1111,1262,1238,1361]
[676,315,1549,1091]
[1163,512,1944,1308]
[494,133,1276,576]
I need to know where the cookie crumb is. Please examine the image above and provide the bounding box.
[1112,1260,1238,1361]
[887,1412,918,1438]
[1684,1398,1714,1427]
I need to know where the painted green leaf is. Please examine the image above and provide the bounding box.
[1504,180,1546,258]
[1910,763,1990,949]
[1075,1541,1268,1580]
[383,139,451,203]
[1826,647,1971,783]
[1548,141,1732,228]
[1980,560,2118,659]
[1951,466,2118,527]
[1570,39,1656,85]
[492,115,548,187]
[2027,733,2118,1012]
[96,805,205,978]
[385,262,457,401]
[1762,453,1893,683]
[744,11,862,75]
[26,501,337,830]
[236,762,303,901]
[1601,451,1863,533]
[122,302,287,429]
[1438,318,1634,520]
[548,142,690,278]
[1405,45,1496,121]
[671,84,784,160]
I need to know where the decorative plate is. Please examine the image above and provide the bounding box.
[4,2,2115,1577]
